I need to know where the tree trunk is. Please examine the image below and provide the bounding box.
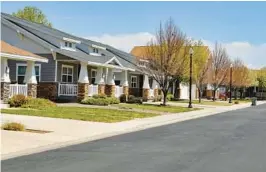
[198,89,202,103]
[234,88,237,100]
[212,89,216,101]
[162,90,167,106]
[174,79,180,99]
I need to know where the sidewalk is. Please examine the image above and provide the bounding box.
[1,101,265,160]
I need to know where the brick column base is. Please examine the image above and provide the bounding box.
[154,88,158,98]
[98,84,105,95]
[77,83,89,102]
[143,88,149,101]
[1,82,10,103]
[37,82,57,100]
[206,90,213,99]
[105,85,115,97]
[27,83,37,98]
[123,86,129,95]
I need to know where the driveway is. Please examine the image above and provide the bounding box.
[2,104,266,172]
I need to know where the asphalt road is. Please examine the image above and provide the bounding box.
[2,104,266,172]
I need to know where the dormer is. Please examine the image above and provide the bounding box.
[89,44,106,56]
[60,37,81,51]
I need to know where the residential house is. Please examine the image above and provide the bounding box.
[1,13,158,101]
[1,40,48,103]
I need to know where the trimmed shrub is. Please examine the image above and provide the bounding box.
[9,94,28,107]
[127,97,143,104]
[166,93,174,101]
[108,96,120,104]
[234,101,239,104]
[2,122,25,131]
[119,94,127,103]
[81,96,120,106]
[92,94,107,99]
[21,98,56,109]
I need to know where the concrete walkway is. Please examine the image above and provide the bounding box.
[1,101,265,160]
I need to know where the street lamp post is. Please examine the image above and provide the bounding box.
[229,64,233,103]
[188,47,194,108]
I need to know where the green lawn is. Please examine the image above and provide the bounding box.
[171,99,251,106]
[1,107,158,123]
[113,103,199,113]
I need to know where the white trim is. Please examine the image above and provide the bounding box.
[63,37,81,44]
[89,52,101,56]
[61,64,74,83]
[105,56,124,67]
[87,61,135,71]
[55,60,58,82]
[131,76,138,88]
[0,52,48,63]
[60,46,76,52]
[92,44,106,50]
[16,63,41,83]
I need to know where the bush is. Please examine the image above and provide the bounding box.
[119,94,127,103]
[234,101,239,104]
[92,94,107,99]
[21,98,56,109]
[81,96,120,106]
[9,94,28,107]
[2,122,25,131]
[166,93,174,101]
[127,97,143,104]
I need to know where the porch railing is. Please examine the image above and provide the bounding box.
[88,84,98,96]
[115,86,123,98]
[149,89,154,98]
[58,83,78,96]
[9,84,28,98]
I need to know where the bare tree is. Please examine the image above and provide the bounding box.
[209,42,231,101]
[192,41,211,103]
[143,18,189,105]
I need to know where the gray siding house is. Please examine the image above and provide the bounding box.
[1,13,159,101]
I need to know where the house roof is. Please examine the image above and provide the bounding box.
[1,12,138,71]
[0,40,48,62]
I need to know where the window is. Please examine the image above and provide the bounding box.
[131,76,137,88]
[93,48,99,54]
[64,41,73,48]
[61,65,73,83]
[91,69,97,84]
[61,41,76,51]
[16,64,41,84]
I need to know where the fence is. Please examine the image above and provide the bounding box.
[58,83,78,96]
[9,84,28,98]
[115,86,123,98]
[88,84,99,96]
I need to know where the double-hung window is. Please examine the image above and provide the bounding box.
[61,65,73,83]
[16,64,41,84]
[91,69,97,84]
[131,76,137,88]
[93,48,99,54]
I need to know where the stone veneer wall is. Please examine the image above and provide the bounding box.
[142,88,149,101]
[105,85,115,97]
[1,82,10,103]
[37,82,58,100]
[28,83,37,98]
[77,83,89,102]
[98,84,105,95]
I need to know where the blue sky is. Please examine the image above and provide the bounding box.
[1,1,266,68]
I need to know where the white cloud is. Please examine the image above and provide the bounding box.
[86,32,266,69]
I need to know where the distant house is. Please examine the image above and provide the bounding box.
[1,13,159,101]
[130,46,198,100]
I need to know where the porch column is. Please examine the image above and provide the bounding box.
[77,62,89,101]
[24,61,37,98]
[1,57,10,103]
[95,67,105,95]
[142,74,150,101]
[105,68,115,96]
[122,70,129,97]
[152,79,159,99]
